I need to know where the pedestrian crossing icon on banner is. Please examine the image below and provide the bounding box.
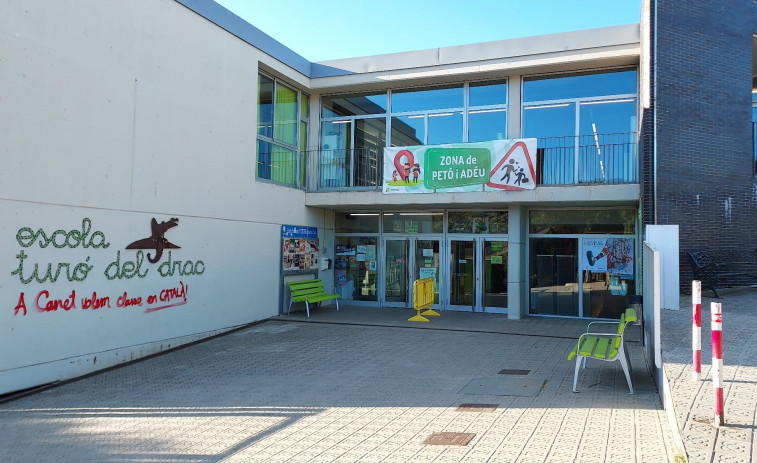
[486,140,537,190]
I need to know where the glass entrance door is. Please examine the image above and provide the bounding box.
[450,240,475,308]
[384,239,409,306]
[414,239,441,305]
[448,238,508,313]
[382,237,442,308]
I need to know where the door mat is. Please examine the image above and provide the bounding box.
[460,376,545,396]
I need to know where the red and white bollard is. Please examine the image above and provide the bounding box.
[692,280,702,381]
[711,302,724,427]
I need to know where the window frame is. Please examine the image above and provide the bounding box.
[256,71,309,188]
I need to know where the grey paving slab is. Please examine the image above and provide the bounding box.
[1,305,684,462]
[662,286,757,463]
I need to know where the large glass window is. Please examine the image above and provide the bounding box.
[320,79,508,188]
[523,69,638,185]
[257,75,273,138]
[530,238,579,316]
[354,118,386,187]
[448,211,508,234]
[469,109,507,142]
[392,85,463,113]
[274,84,298,146]
[428,112,463,144]
[320,120,351,188]
[383,212,443,234]
[523,103,576,184]
[528,209,637,319]
[335,212,380,233]
[523,69,637,102]
[256,73,308,187]
[529,209,636,235]
[334,236,379,302]
[322,93,388,118]
[468,80,508,142]
[391,116,424,146]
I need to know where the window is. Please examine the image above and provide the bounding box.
[522,69,638,185]
[319,79,508,188]
[468,80,508,142]
[256,73,308,187]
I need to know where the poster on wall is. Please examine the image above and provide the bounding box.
[383,139,537,194]
[582,238,634,275]
[281,225,319,273]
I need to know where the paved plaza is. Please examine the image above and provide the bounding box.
[2,288,756,462]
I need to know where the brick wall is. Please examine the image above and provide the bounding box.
[642,0,757,290]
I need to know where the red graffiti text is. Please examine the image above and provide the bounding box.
[81,291,111,310]
[116,292,143,307]
[36,289,76,312]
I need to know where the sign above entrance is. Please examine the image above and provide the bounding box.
[383,139,537,194]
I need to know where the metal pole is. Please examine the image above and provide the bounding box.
[711,302,724,427]
[692,280,701,381]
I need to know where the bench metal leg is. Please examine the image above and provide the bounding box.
[573,356,583,393]
[287,300,293,316]
[618,345,634,394]
[305,300,310,318]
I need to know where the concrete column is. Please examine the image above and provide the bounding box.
[507,204,528,319]
[507,75,522,138]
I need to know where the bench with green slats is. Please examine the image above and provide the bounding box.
[287,279,340,318]
[568,308,637,394]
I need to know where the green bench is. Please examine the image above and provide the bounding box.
[286,279,340,317]
[568,308,637,394]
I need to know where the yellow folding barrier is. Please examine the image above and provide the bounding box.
[409,277,440,322]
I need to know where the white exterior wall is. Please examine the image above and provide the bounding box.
[0,0,324,394]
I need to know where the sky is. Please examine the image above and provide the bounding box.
[213,0,641,62]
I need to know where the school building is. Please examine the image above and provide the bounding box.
[1,0,755,394]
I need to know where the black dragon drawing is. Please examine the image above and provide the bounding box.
[126,218,181,263]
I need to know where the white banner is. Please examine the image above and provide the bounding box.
[383,139,537,194]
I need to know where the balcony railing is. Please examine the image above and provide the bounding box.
[537,132,638,185]
[262,133,638,191]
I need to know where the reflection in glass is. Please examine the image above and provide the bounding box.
[335,212,380,233]
[528,209,635,235]
[529,238,578,316]
[582,238,635,318]
[385,240,408,303]
[392,85,464,113]
[354,118,386,187]
[428,112,463,145]
[523,69,637,102]
[450,240,475,306]
[273,84,298,146]
[320,121,351,188]
[484,241,508,308]
[257,141,295,185]
[578,100,637,183]
[391,116,424,146]
[523,103,576,184]
[322,92,388,117]
[383,212,443,234]
[469,80,507,106]
[469,109,507,142]
[334,237,378,302]
[258,75,273,138]
[448,211,508,234]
